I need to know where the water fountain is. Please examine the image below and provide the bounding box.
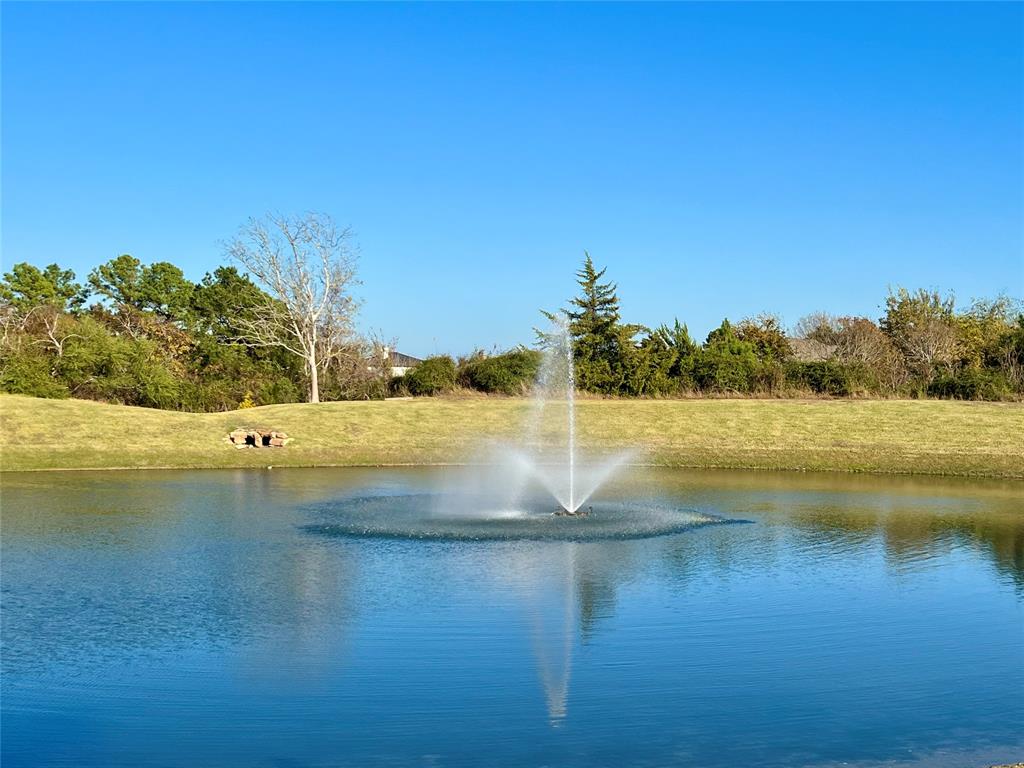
[305,317,736,542]
[503,316,635,515]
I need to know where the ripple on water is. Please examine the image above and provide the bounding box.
[301,493,744,542]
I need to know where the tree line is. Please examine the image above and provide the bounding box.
[1,213,385,410]
[2,233,1022,409]
[399,254,1024,402]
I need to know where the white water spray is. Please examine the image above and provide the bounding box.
[564,320,576,513]
[510,315,628,514]
[439,314,631,515]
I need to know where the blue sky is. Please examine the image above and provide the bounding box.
[3,2,1022,357]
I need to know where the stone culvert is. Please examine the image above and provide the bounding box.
[227,428,292,448]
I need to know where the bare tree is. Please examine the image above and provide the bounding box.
[793,312,841,345]
[881,288,961,381]
[323,334,394,400]
[830,317,907,394]
[225,213,360,403]
[0,303,25,351]
[28,305,80,361]
[834,317,889,366]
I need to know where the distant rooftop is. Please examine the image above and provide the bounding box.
[389,350,423,368]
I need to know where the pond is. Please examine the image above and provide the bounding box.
[1,467,1021,767]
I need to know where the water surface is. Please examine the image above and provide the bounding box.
[2,467,1022,767]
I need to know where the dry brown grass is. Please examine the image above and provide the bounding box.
[1,394,1021,477]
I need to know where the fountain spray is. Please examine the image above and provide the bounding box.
[498,313,631,516]
[564,319,576,513]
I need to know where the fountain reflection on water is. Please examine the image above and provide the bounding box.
[523,546,575,726]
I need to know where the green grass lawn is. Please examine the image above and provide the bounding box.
[1,393,1021,477]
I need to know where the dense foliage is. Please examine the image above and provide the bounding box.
[458,348,542,395]
[400,355,457,396]
[1,258,386,410]
[541,255,1023,401]
[2,253,1021,408]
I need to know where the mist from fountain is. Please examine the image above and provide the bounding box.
[307,317,737,541]
[564,321,576,513]
[509,315,630,514]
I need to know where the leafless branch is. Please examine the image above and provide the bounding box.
[225,212,361,402]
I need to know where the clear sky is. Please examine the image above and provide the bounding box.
[3,2,1022,357]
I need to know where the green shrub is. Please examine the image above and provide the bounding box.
[460,348,542,395]
[693,340,759,392]
[388,375,409,397]
[928,369,1012,401]
[0,345,70,398]
[785,361,858,396]
[403,355,456,396]
[754,360,787,394]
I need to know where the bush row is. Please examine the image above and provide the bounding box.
[388,352,1019,401]
[391,348,543,397]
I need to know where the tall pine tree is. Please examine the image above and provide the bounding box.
[542,252,641,393]
[565,252,620,340]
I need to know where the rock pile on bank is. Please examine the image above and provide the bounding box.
[227,428,292,448]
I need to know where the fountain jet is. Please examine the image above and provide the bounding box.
[512,316,628,515]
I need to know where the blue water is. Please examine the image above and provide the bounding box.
[2,467,1022,767]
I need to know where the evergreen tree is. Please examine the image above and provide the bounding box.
[190,266,271,339]
[0,262,87,313]
[564,252,620,340]
[542,252,643,393]
[88,255,194,320]
[695,319,760,392]
[88,254,146,308]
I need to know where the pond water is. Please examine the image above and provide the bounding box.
[2,467,1022,767]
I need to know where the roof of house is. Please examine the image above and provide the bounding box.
[389,351,423,367]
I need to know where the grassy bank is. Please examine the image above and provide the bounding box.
[1,394,1021,477]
